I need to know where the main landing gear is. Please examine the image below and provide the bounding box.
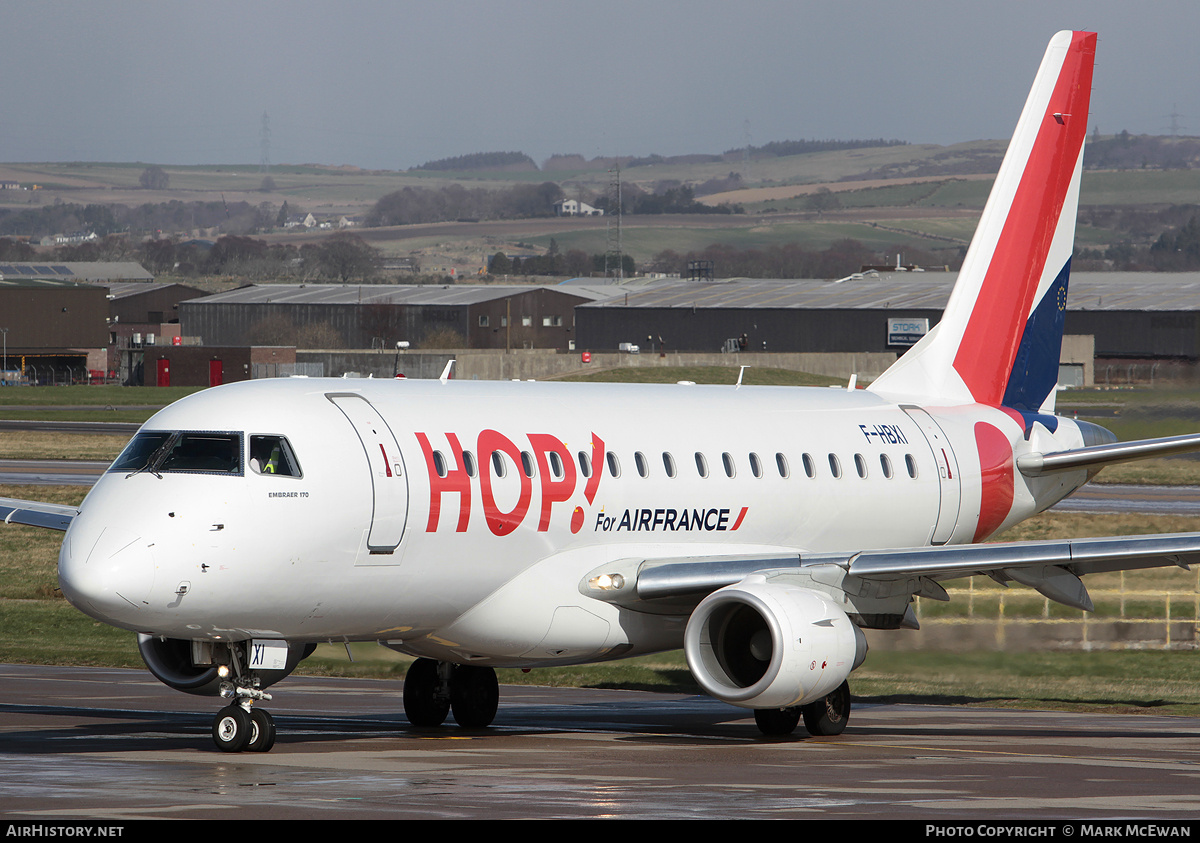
[753,680,851,738]
[403,658,499,729]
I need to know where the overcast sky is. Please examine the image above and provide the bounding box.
[3,0,1197,171]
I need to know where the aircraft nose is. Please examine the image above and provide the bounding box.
[58,522,157,628]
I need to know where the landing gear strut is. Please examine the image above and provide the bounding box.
[209,644,277,753]
[403,658,499,729]
[753,680,851,738]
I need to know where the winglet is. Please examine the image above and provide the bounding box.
[870,31,1096,409]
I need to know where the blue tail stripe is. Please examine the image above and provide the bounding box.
[1001,258,1071,412]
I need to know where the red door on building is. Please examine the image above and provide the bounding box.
[156,358,170,387]
[209,359,223,387]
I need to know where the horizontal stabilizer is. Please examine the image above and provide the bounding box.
[1017,432,1200,477]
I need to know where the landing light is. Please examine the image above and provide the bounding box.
[589,573,626,591]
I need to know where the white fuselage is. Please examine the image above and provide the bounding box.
[57,377,1091,667]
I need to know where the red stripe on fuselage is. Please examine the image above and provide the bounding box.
[953,32,1095,405]
[973,421,1015,542]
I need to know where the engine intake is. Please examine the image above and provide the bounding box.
[684,578,866,709]
[137,635,314,696]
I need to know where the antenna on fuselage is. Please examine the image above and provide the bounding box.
[439,359,455,383]
[736,366,749,387]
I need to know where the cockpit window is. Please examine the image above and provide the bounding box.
[112,431,243,476]
[111,432,173,472]
[249,435,302,478]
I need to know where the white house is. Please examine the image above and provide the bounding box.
[553,199,603,217]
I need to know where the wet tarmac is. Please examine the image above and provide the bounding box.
[3,664,1200,820]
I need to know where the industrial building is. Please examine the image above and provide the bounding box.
[574,273,1200,382]
[0,276,110,382]
[179,283,607,352]
[4,263,1200,388]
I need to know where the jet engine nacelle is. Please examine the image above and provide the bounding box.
[683,578,867,709]
[137,635,314,697]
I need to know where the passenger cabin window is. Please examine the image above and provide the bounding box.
[880,454,893,479]
[905,454,918,478]
[549,451,564,479]
[520,451,535,478]
[775,452,789,478]
[663,452,676,478]
[854,453,867,478]
[431,451,448,478]
[606,452,621,478]
[578,451,592,478]
[828,454,842,478]
[695,452,708,478]
[722,452,735,478]
[635,451,649,478]
[462,451,477,478]
[113,431,244,476]
[802,453,815,478]
[491,450,508,478]
[749,452,762,478]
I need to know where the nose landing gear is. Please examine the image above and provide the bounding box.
[211,703,278,752]
[210,648,277,752]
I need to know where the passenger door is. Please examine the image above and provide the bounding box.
[327,393,409,558]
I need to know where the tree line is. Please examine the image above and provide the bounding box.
[0,232,382,282]
[366,182,566,227]
[1075,205,1200,271]
[414,151,538,172]
[489,241,634,278]
[645,240,957,280]
[0,200,282,239]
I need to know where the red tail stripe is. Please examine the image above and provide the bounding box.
[953,32,1095,405]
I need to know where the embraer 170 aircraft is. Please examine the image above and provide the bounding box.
[6,30,1200,753]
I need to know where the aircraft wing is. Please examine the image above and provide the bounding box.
[0,497,79,531]
[594,532,1200,616]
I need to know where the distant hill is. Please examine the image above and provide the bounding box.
[412,151,538,173]
[1084,132,1200,170]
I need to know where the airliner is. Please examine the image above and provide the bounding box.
[7,30,1200,753]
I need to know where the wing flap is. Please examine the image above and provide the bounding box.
[0,497,79,531]
[846,533,1200,581]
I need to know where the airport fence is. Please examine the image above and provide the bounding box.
[882,569,1200,651]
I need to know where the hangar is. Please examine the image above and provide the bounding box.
[0,276,109,383]
[179,283,605,352]
[574,272,1200,382]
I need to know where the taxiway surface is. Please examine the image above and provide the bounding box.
[2,664,1199,820]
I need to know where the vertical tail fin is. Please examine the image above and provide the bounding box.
[869,31,1096,410]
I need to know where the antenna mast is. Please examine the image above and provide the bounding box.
[604,161,623,280]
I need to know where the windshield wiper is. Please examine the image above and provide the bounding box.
[125,433,179,479]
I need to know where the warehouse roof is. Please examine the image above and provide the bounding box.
[578,272,1200,312]
[188,283,614,306]
[0,262,153,282]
